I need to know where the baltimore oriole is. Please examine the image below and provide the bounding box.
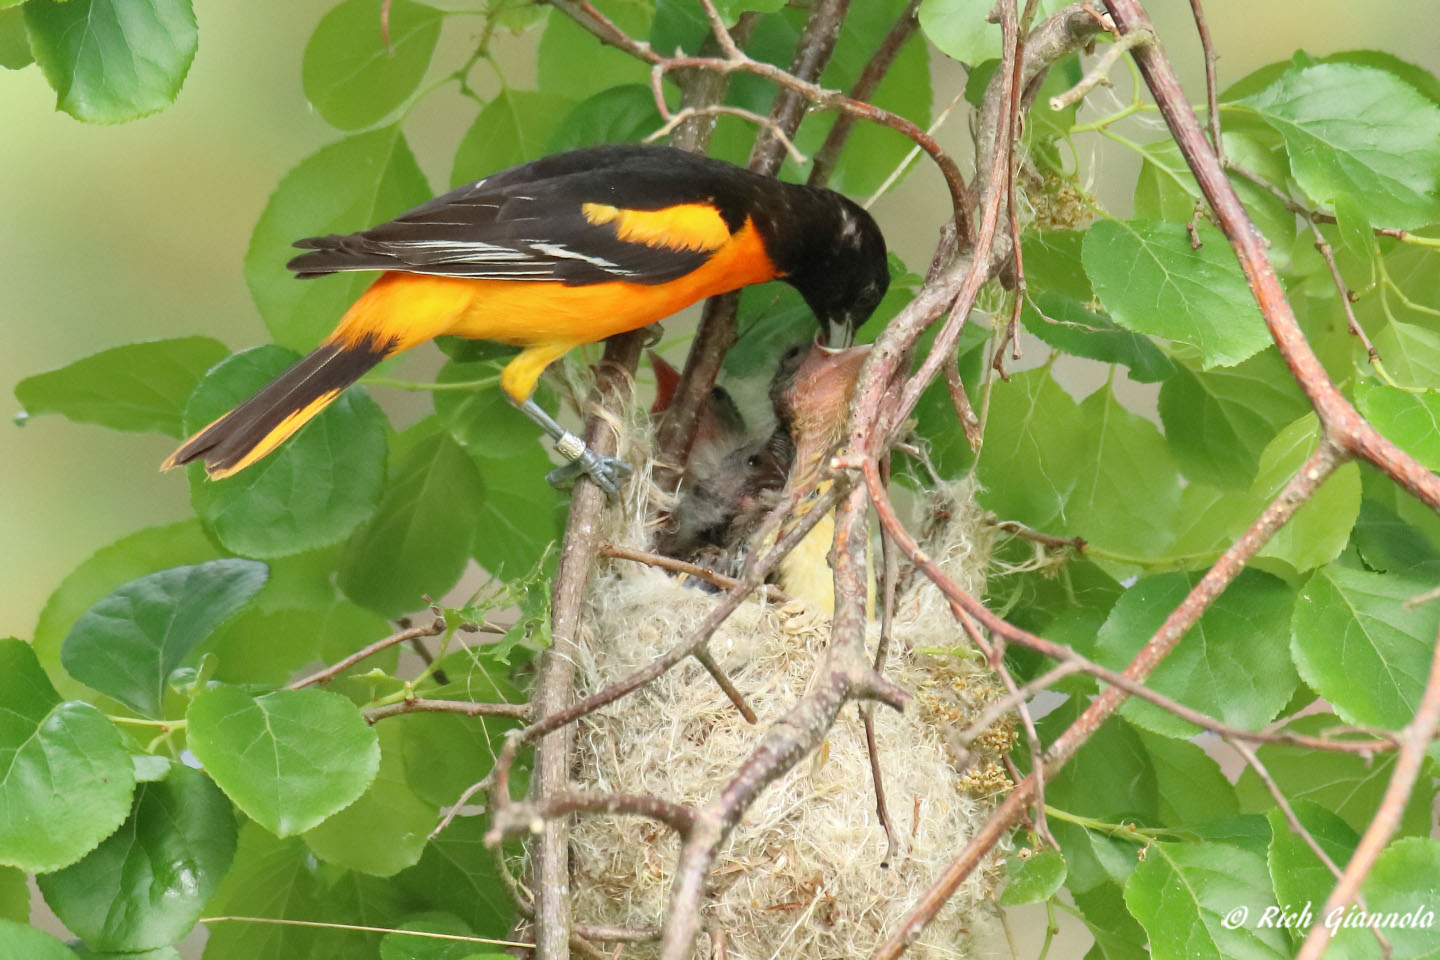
[163,144,890,495]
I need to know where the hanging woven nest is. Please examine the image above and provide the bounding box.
[559,411,1015,959]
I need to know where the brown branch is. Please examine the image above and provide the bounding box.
[288,614,446,690]
[1187,0,1222,162]
[1307,217,1381,364]
[1296,623,1440,960]
[992,520,1087,552]
[808,0,923,189]
[1102,0,1440,512]
[529,333,644,960]
[1227,161,1415,244]
[865,505,905,867]
[365,698,530,723]
[490,790,698,842]
[648,104,808,162]
[870,441,1346,958]
[597,542,789,604]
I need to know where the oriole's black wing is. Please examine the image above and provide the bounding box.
[287,145,776,287]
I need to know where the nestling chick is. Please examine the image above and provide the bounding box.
[650,353,791,569]
[768,340,871,615]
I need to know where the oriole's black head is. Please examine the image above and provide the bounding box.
[764,188,890,348]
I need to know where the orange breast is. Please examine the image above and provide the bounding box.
[326,216,778,365]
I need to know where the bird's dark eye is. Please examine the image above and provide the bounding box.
[746,454,762,468]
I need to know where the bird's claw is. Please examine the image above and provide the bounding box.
[546,451,632,499]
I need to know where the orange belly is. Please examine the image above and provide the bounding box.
[328,218,778,355]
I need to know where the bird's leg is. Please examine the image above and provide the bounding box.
[516,398,632,498]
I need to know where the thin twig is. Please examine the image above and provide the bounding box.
[869,441,1347,958]
[808,0,923,188]
[289,615,446,690]
[1187,0,1223,162]
[1050,29,1153,110]
[1307,217,1380,364]
[645,104,808,163]
[365,698,530,723]
[1295,624,1440,960]
[597,542,789,604]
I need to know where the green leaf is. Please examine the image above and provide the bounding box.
[303,0,443,131]
[1135,728,1238,827]
[304,724,436,877]
[1351,497,1440,579]
[432,359,545,459]
[1132,132,1297,273]
[1292,564,1440,729]
[1073,884,1149,960]
[200,825,325,960]
[919,0,1067,66]
[471,449,562,579]
[37,765,235,951]
[0,867,25,922]
[1158,350,1310,490]
[1235,714,1434,836]
[185,346,389,558]
[785,0,932,197]
[975,368,1085,532]
[1020,293,1176,383]
[1125,841,1287,960]
[0,8,32,71]
[15,337,228,437]
[0,919,77,960]
[208,599,387,689]
[537,0,650,101]
[998,849,1066,905]
[24,0,196,123]
[1065,383,1180,561]
[246,127,432,350]
[1374,320,1440,390]
[0,639,134,873]
[1355,380,1440,470]
[186,684,380,837]
[1359,837,1440,958]
[394,817,515,938]
[545,84,663,153]
[1238,63,1440,229]
[1174,415,1363,576]
[1040,700,1156,893]
[1096,570,1298,738]
[399,679,524,808]
[1251,416,1362,576]
[33,521,220,701]
[61,559,268,718]
[379,912,480,960]
[451,88,575,187]
[340,421,484,617]
[1022,230,1093,303]
[1266,802,1357,944]
[1083,219,1270,369]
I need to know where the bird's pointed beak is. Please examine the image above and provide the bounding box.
[824,315,857,349]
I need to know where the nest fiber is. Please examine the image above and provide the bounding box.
[567,421,1010,958]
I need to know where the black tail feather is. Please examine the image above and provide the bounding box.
[163,337,391,478]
